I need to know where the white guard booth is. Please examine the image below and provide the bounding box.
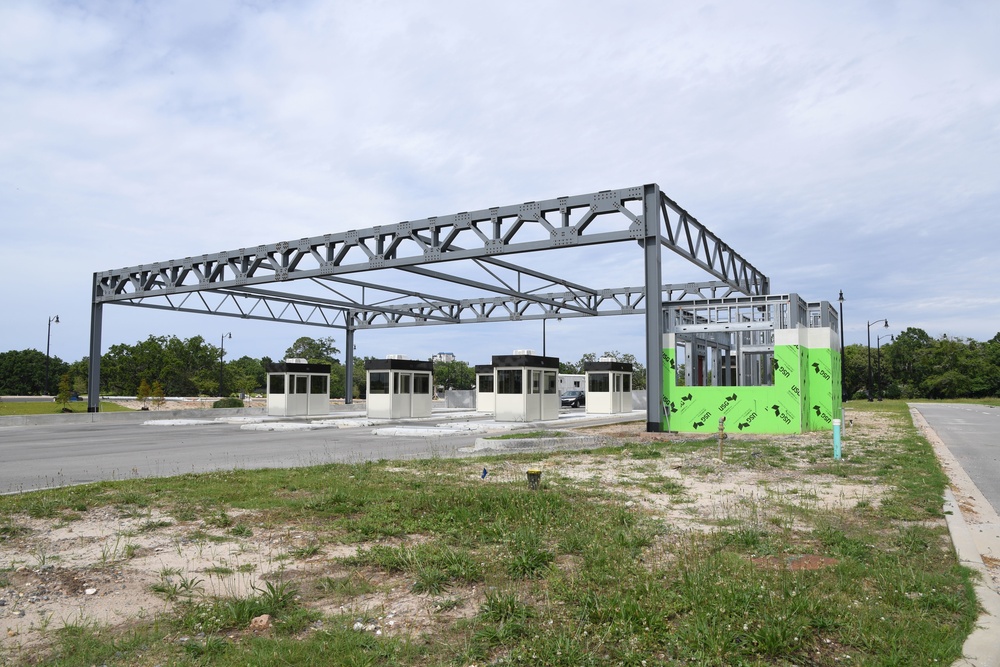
[475,364,495,414]
[584,360,633,415]
[365,357,434,419]
[492,352,560,422]
[266,359,331,417]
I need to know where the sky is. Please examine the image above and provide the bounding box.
[2,0,998,370]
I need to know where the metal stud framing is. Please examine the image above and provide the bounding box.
[89,183,770,430]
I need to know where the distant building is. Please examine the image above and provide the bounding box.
[559,374,584,393]
[432,352,456,363]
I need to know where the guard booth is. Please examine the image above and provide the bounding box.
[475,364,495,413]
[365,357,434,419]
[584,360,633,414]
[266,359,331,417]
[492,351,560,422]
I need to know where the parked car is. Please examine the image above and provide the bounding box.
[560,390,585,408]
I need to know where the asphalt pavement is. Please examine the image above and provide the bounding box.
[0,408,618,494]
[911,403,1000,513]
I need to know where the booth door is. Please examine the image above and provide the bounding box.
[393,372,412,418]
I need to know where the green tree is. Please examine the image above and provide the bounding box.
[434,360,475,390]
[558,361,579,374]
[136,379,152,408]
[151,381,166,409]
[55,373,73,410]
[283,336,340,364]
[227,356,266,396]
[842,344,869,399]
[0,349,68,395]
[600,350,646,390]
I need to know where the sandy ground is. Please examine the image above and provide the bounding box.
[0,409,956,659]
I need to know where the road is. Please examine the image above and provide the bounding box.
[911,402,1000,513]
[0,409,609,494]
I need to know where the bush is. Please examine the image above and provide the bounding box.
[212,397,244,409]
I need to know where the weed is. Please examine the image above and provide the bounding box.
[317,571,375,597]
[138,519,173,532]
[204,508,233,528]
[229,523,253,537]
[289,543,322,559]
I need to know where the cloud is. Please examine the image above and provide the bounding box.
[2,0,999,368]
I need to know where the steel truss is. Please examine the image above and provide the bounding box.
[89,184,770,430]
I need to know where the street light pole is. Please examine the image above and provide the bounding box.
[877,333,894,401]
[219,332,231,397]
[866,319,888,402]
[838,291,845,402]
[45,315,60,396]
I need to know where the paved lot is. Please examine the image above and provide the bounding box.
[912,402,1000,514]
[0,408,626,494]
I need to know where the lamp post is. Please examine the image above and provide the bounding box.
[219,332,231,397]
[877,333,894,401]
[866,319,888,401]
[838,291,845,402]
[45,315,60,396]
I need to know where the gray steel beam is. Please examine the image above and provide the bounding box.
[87,295,102,413]
[345,328,354,405]
[643,184,664,432]
[659,193,769,296]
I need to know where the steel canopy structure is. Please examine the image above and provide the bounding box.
[88,183,770,431]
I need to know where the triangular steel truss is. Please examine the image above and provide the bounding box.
[88,183,770,431]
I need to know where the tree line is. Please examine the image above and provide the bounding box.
[0,336,649,398]
[842,327,1000,399]
[23,327,1000,401]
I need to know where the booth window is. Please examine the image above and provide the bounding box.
[295,375,308,394]
[369,372,390,394]
[544,371,557,394]
[497,369,522,394]
[529,370,541,394]
[269,375,285,394]
[413,373,430,394]
[589,373,610,392]
[622,374,631,392]
[310,375,328,395]
[478,374,494,392]
[395,373,411,394]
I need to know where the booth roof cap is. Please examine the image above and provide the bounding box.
[266,361,332,373]
[365,358,434,371]
[491,354,559,369]
[583,361,633,372]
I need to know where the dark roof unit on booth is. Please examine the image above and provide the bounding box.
[364,358,434,372]
[266,362,332,374]
[491,354,559,369]
[583,361,633,373]
[475,365,494,374]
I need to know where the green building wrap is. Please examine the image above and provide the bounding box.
[661,344,841,435]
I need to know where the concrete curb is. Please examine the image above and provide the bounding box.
[911,407,1000,667]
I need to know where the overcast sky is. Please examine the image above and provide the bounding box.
[2,0,998,370]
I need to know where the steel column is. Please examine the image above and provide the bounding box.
[87,296,103,413]
[643,184,664,432]
[345,327,355,404]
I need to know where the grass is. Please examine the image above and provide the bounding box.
[0,400,132,415]
[0,401,979,666]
